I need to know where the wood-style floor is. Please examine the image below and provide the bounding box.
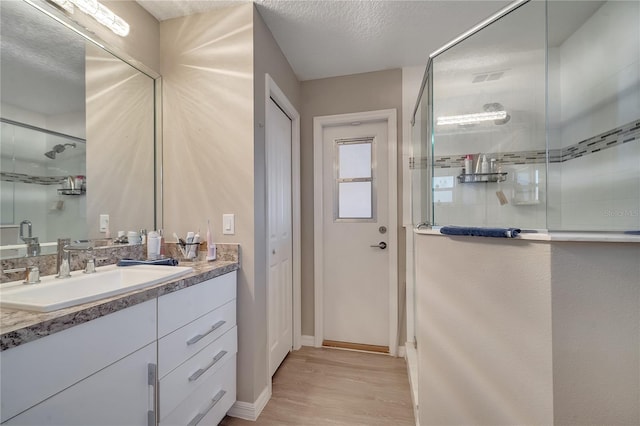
[220,346,415,426]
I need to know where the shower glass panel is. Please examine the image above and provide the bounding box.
[431,0,547,229]
[411,71,432,227]
[414,0,640,233]
[547,0,640,232]
[0,120,87,247]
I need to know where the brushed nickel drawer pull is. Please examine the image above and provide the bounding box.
[187,389,226,426]
[147,363,157,426]
[188,350,228,382]
[186,320,226,346]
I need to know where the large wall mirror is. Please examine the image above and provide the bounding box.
[0,0,160,259]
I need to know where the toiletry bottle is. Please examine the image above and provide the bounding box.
[481,155,489,174]
[490,158,497,173]
[158,229,165,257]
[464,155,473,175]
[147,231,160,259]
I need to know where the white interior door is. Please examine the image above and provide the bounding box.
[267,98,293,376]
[322,120,390,350]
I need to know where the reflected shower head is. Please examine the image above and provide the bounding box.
[44,143,76,159]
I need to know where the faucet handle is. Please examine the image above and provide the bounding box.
[84,258,96,274]
[24,266,41,284]
[57,258,71,279]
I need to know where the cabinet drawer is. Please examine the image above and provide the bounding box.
[160,357,236,426]
[158,271,236,338]
[159,326,236,417]
[0,299,156,423]
[158,299,236,378]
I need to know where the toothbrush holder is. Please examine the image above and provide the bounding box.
[174,241,203,261]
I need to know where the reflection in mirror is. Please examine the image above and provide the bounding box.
[0,0,157,259]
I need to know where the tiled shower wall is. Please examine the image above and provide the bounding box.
[548,1,639,231]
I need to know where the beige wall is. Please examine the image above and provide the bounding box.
[416,234,554,425]
[160,3,256,402]
[252,5,302,401]
[551,242,640,425]
[300,70,405,337]
[85,43,155,239]
[415,234,640,425]
[161,4,300,405]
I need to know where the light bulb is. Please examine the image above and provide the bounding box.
[436,111,507,126]
[93,3,115,27]
[111,15,130,37]
[71,0,98,15]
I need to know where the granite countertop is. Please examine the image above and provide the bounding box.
[0,259,239,351]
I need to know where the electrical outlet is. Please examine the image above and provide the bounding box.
[99,214,109,232]
[223,214,235,235]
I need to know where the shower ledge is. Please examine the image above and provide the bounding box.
[414,228,640,243]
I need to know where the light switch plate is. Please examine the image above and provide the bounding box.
[222,214,235,235]
[99,214,109,232]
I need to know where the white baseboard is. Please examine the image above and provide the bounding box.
[398,345,406,357]
[301,335,315,346]
[227,385,271,421]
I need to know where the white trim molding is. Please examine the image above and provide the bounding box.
[265,74,301,353]
[398,345,406,358]
[301,335,315,347]
[264,74,301,408]
[227,385,271,421]
[313,109,399,355]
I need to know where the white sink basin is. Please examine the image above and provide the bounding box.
[0,264,193,312]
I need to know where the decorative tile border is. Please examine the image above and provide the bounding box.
[410,120,639,169]
[0,172,67,185]
[559,119,639,162]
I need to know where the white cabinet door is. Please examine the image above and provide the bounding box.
[1,299,156,422]
[5,343,157,426]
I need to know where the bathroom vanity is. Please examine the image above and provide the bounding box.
[0,259,239,426]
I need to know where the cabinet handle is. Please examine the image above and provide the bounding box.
[186,320,226,346]
[187,390,226,426]
[147,363,157,426]
[188,350,228,382]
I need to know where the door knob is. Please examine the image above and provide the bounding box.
[370,242,387,250]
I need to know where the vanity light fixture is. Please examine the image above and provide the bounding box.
[436,110,507,126]
[48,0,129,37]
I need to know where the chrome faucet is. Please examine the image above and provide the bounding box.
[19,220,40,257]
[56,240,95,278]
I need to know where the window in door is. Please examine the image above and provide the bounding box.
[334,137,375,221]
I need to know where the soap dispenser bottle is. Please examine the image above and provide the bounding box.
[481,155,489,174]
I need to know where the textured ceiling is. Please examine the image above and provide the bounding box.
[138,0,512,80]
[0,0,86,115]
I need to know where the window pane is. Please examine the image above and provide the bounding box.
[338,181,372,218]
[339,142,371,179]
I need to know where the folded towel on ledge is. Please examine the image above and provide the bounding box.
[624,230,640,235]
[117,258,179,267]
[440,226,521,238]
